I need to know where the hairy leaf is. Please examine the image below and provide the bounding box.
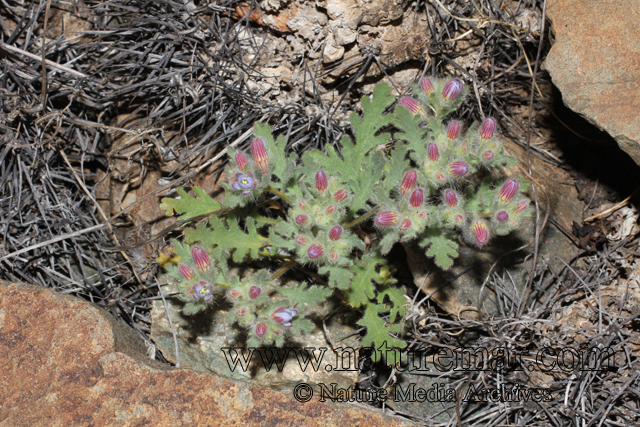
[160,187,222,220]
[419,227,459,269]
[277,282,333,309]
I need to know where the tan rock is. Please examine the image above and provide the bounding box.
[544,0,640,165]
[0,280,415,426]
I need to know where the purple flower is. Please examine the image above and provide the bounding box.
[442,78,463,101]
[191,281,213,302]
[420,77,435,95]
[231,172,257,195]
[273,307,299,327]
[449,161,469,178]
[496,210,509,223]
[480,118,496,140]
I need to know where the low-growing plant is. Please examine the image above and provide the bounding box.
[160,78,532,360]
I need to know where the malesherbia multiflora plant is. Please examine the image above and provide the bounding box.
[160,78,532,358]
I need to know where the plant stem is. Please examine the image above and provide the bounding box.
[267,185,292,204]
[344,205,380,229]
[270,259,297,281]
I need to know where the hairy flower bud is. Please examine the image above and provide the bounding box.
[192,246,211,271]
[496,210,509,223]
[471,221,489,246]
[427,142,440,162]
[329,225,343,241]
[178,264,194,280]
[329,251,339,263]
[251,137,269,174]
[298,199,307,209]
[249,285,261,299]
[315,171,328,192]
[235,151,249,170]
[482,150,495,161]
[376,211,398,226]
[514,200,529,214]
[444,189,458,207]
[256,323,267,337]
[398,97,424,115]
[308,243,325,259]
[447,120,460,139]
[410,189,424,208]
[420,77,435,95]
[435,172,447,183]
[449,161,469,178]
[227,289,242,299]
[442,78,463,101]
[499,179,519,202]
[399,218,412,231]
[333,189,348,202]
[295,235,309,245]
[454,214,465,225]
[480,117,496,140]
[325,205,337,215]
[236,307,247,317]
[400,170,417,195]
[295,214,309,226]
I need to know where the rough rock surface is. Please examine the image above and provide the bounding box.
[0,281,414,426]
[544,0,640,165]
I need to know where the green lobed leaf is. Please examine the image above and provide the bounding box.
[185,214,267,263]
[419,227,459,269]
[160,187,222,220]
[346,253,386,308]
[377,284,407,323]
[318,265,354,289]
[357,303,407,363]
[276,281,332,310]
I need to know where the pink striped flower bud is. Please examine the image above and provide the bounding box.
[325,205,337,215]
[191,246,211,271]
[333,189,348,202]
[496,210,509,223]
[315,171,328,192]
[444,189,458,207]
[375,211,398,226]
[480,117,496,140]
[427,142,440,161]
[454,214,465,225]
[400,170,417,195]
[442,78,463,101]
[227,289,242,299]
[295,214,309,226]
[420,77,435,95]
[398,97,424,115]
[329,251,339,263]
[399,218,412,231]
[482,150,495,161]
[457,143,469,155]
[256,323,267,337]
[435,172,447,183]
[178,264,194,280]
[251,137,269,174]
[236,307,247,317]
[498,179,519,203]
[410,189,424,208]
[308,243,325,259]
[298,199,307,208]
[514,200,529,214]
[329,225,343,241]
[471,221,489,246]
[447,120,460,139]
[295,235,309,245]
[248,285,261,299]
[449,161,469,177]
[235,151,249,171]
[418,211,428,219]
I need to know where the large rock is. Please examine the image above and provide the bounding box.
[0,281,413,426]
[544,0,640,165]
